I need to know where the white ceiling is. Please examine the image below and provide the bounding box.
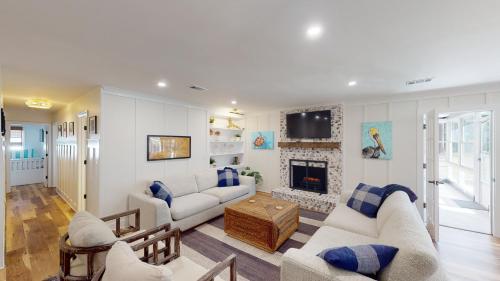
[1,0,500,112]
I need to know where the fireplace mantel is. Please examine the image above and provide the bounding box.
[278,141,341,150]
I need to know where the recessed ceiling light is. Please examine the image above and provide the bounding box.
[157,81,167,88]
[25,98,52,109]
[348,81,357,87]
[231,100,237,105]
[306,24,323,40]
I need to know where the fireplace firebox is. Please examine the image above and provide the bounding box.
[289,159,328,194]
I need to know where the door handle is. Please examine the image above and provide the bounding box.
[427,180,444,185]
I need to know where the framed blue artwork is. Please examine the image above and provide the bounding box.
[362,121,392,160]
[251,131,274,150]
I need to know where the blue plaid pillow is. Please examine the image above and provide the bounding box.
[149,181,173,207]
[347,183,385,218]
[318,245,399,275]
[217,167,240,187]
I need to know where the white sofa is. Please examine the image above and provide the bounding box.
[129,169,256,231]
[281,191,448,281]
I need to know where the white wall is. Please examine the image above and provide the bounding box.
[244,85,500,237]
[98,88,208,217]
[343,90,500,237]
[0,66,6,268]
[53,88,101,212]
[244,112,281,192]
[5,106,52,124]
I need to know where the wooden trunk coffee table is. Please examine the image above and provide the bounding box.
[224,194,299,253]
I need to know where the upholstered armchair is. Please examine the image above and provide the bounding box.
[90,227,237,281]
[59,208,172,281]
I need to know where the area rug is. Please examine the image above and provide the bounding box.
[453,199,488,211]
[46,209,327,281]
[180,209,327,281]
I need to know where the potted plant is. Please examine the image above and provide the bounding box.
[210,158,216,168]
[234,133,241,142]
[240,167,263,186]
[209,116,215,126]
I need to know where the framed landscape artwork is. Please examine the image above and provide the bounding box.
[147,135,191,161]
[63,122,68,138]
[361,121,392,160]
[89,116,98,135]
[251,131,274,150]
[69,122,75,136]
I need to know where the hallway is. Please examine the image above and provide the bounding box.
[5,184,74,281]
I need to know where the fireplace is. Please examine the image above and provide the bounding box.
[289,159,328,194]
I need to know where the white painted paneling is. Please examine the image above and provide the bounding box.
[53,88,101,214]
[390,101,418,187]
[136,100,165,191]
[244,111,281,192]
[449,94,487,109]
[86,138,100,215]
[344,105,365,191]
[100,94,136,217]
[165,104,188,135]
[164,104,189,176]
[188,108,208,173]
[95,90,209,217]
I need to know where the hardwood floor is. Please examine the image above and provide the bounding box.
[438,226,500,281]
[5,184,74,281]
[3,186,500,281]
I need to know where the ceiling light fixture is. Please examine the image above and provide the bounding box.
[157,81,167,88]
[25,98,52,109]
[231,100,237,105]
[348,81,357,87]
[306,24,323,40]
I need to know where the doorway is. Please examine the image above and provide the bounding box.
[6,122,50,189]
[437,111,493,234]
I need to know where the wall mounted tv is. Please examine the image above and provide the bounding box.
[286,110,332,139]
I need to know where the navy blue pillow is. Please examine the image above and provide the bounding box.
[149,181,173,207]
[217,167,240,187]
[347,183,385,218]
[383,184,418,203]
[318,245,399,275]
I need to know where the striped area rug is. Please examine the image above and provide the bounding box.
[180,209,328,281]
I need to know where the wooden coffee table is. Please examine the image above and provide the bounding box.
[224,194,299,253]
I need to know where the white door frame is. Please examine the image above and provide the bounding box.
[4,121,51,192]
[417,104,497,237]
[77,111,88,211]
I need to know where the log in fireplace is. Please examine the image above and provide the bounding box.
[289,159,328,194]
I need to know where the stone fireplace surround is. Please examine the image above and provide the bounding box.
[272,104,343,213]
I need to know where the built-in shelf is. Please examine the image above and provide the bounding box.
[278,142,341,149]
[209,127,244,131]
[209,140,244,143]
[210,152,244,157]
[213,164,244,170]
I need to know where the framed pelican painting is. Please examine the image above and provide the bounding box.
[361,121,392,160]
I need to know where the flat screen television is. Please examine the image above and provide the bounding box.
[286,110,331,139]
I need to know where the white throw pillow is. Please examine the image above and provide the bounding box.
[69,211,117,247]
[102,241,172,281]
[68,211,117,272]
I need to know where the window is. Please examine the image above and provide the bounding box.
[438,122,447,159]
[461,116,475,168]
[10,126,24,147]
[451,121,460,163]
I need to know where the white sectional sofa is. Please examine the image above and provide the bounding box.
[129,169,256,231]
[281,191,448,281]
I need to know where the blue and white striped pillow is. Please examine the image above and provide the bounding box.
[347,183,386,218]
[149,181,173,207]
[318,244,399,275]
[217,167,240,187]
